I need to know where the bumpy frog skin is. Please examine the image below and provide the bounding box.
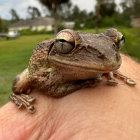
[10,28,136,113]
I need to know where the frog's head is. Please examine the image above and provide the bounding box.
[48,29,123,74]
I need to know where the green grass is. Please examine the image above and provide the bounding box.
[0,34,53,105]
[0,28,140,106]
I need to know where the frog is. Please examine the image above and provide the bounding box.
[9,28,136,113]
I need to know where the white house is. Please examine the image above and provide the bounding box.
[63,21,75,29]
[9,17,54,31]
[131,18,140,27]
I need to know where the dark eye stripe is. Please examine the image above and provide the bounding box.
[121,36,125,42]
[56,39,75,46]
[56,39,67,42]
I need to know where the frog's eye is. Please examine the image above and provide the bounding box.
[56,30,75,44]
[54,39,74,54]
[117,33,125,49]
[121,36,125,42]
[55,31,75,54]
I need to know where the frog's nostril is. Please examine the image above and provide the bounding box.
[97,53,106,59]
[98,54,105,59]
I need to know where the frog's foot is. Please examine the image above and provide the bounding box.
[9,93,36,113]
[113,70,136,86]
[106,72,118,86]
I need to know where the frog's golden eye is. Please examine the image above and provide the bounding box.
[55,31,75,54]
[54,39,74,54]
[56,30,75,45]
[117,33,125,49]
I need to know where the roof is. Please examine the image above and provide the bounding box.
[9,17,54,27]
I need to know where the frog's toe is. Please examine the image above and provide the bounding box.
[20,94,36,103]
[113,70,136,86]
[107,79,118,86]
[105,72,118,86]
[126,78,136,85]
[9,93,36,113]
[27,105,36,113]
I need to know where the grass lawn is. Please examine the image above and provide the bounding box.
[0,28,140,106]
[0,34,53,105]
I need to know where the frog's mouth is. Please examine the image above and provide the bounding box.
[50,58,121,73]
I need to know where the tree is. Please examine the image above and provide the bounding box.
[100,0,116,17]
[0,17,8,32]
[121,0,140,19]
[95,0,102,33]
[131,0,140,18]
[60,5,91,29]
[84,12,95,29]
[0,18,3,32]
[10,9,20,22]
[59,1,72,21]
[95,0,116,33]
[27,6,41,19]
[39,0,70,34]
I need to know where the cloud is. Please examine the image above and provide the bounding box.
[71,0,95,12]
[0,0,47,19]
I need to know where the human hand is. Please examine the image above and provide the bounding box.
[0,54,140,140]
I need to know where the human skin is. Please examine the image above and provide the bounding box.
[0,54,140,140]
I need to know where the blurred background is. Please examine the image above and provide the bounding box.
[0,0,140,105]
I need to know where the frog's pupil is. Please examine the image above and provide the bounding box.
[57,39,67,43]
[121,36,125,42]
[56,39,75,46]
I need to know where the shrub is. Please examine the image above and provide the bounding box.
[19,29,53,35]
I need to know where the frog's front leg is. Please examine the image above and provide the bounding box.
[10,93,35,113]
[10,69,65,113]
[10,69,36,113]
[106,72,118,85]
